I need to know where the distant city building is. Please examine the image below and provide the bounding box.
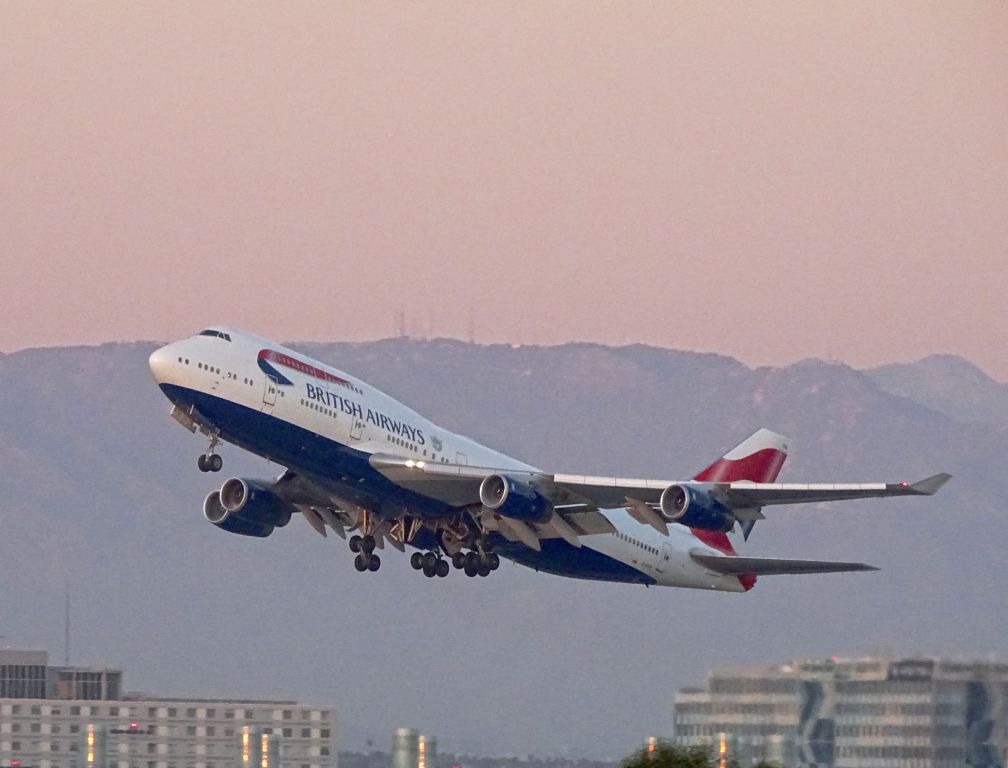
[0,650,335,768]
[674,656,1008,768]
[391,728,437,768]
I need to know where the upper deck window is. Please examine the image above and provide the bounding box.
[198,329,232,342]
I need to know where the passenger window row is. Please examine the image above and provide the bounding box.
[183,357,256,387]
[615,531,659,556]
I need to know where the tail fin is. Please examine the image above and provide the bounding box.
[693,428,789,483]
[692,428,790,548]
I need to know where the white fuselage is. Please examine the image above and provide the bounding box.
[149,328,748,592]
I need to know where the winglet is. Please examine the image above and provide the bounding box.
[910,473,952,495]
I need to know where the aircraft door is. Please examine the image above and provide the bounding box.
[262,376,278,411]
[657,542,673,573]
[349,414,364,441]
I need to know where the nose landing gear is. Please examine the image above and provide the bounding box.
[197,432,223,472]
[197,453,223,472]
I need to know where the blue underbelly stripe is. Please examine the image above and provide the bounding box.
[161,384,652,584]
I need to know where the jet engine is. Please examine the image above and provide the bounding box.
[202,478,295,537]
[478,474,552,524]
[659,484,735,533]
[203,490,275,537]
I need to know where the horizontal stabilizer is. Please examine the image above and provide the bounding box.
[691,552,878,576]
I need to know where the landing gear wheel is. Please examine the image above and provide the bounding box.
[197,455,209,472]
[451,552,465,570]
[349,535,363,553]
[361,535,376,554]
[354,554,368,572]
[410,552,424,570]
[421,552,438,570]
[422,562,436,578]
[435,559,450,578]
[477,563,491,577]
[464,564,478,578]
[208,454,223,472]
[367,554,381,572]
[488,553,500,570]
[465,551,480,570]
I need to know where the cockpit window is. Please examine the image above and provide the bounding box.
[198,329,232,342]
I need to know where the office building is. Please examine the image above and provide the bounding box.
[674,656,1008,768]
[391,728,436,768]
[0,650,335,768]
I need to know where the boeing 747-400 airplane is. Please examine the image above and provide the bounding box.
[148,327,949,591]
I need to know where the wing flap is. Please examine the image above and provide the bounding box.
[690,551,878,576]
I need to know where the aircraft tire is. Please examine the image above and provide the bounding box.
[436,559,450,577]
[353,554,368,572]
[197,455,208,472]
[362,535,376,554]
[421,552,437,570]
[367,554,381,572]
[451,552,465,569]
[477,563,491,577]
[464,564,478,578]
[488,553,500,570]
[465,551,480,570]
[209,454,223,472]
[349,535,362,553]
[410,552,424,570]
[422,562,435,578]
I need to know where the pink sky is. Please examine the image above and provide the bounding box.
[2,2,1006,378]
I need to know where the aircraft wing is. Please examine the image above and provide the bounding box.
[690,552,878,576]
[369,454,949,543]
[549,472,951,508]
[370,454,950,510]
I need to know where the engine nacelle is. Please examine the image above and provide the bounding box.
[203,490,274,537]
[659,484,735,533]
[479,474,552,524]
[218,478,293,528]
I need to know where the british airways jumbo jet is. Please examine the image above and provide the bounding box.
[148,327,949,592]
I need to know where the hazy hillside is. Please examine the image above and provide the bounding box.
[0,340,1005,757]
[867,354,1008,428]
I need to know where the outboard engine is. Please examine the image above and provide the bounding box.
[659,484,735,533]
[203,490,275,537]
[202,478,295,537]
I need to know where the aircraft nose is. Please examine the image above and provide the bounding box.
[148,344,175,383]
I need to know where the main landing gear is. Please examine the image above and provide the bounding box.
[410,551,450,578]
[452,550,500,577]
[349,534,381,572]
